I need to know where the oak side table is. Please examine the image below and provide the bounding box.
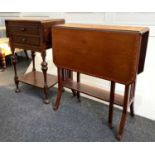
[5,18,65,104]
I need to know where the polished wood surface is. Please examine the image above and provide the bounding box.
[6,19,65,51]
[5,18,65,103]
[108,81,115,128]
[19,71,57,88]
[56,23,149,33]
[63,79,124,106]
[138,31,149,73]
[53,24,149,85]
[52,23,149,140]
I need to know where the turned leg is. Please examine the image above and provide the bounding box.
[108,81,115,128]
[77,72,81,101]
[31,51,36,71]
[24,50,29,60]
[53,68,63,111]
[130,81,136,117]
[1,52,6,71]
[116,85,130,141]
[11,47,20,93]
[41,51,49,104]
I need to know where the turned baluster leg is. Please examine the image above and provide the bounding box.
[130,81,136,117]
[11,47,20,93]
[116,85,130,141]
[1,52,6,71]
[77,72,81,101]
[53,67,63,111]
[41,51,49,104]
[108,81,115,129]
[31,51,36,71]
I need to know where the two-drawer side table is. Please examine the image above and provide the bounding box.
[5,18,65,104]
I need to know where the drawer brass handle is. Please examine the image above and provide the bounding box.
[20,28,26,31]
[22,38,26,42]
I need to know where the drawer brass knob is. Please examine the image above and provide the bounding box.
[22,38,26,42]
[20,28,26,31]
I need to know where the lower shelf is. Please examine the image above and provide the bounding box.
[19,71,57,88]
[63,79,124,106]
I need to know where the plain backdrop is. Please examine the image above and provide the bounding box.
[0,0,155,153]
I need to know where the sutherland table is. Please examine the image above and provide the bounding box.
[52,23,149,140]
[5,18,65,104]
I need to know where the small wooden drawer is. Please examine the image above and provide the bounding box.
[7,22,40,36]
[5,18,65,50]
[12,35,40,46]
[9,25,40,36]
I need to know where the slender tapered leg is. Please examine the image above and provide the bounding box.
[11,47,20,93]
[77,72,81,101]
[62,69,76,96]
[108,81,115,128]
[61,69,65,92]
[116,85,130,141]
[24,50,29,60]
[68,70,76,96]
[130,81,136,117]
[41,51,49,104]
[130,102,134,117]
[53,68,63,111]
[31,51,36,71]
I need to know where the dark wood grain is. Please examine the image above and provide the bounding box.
[5,18,65,51]
[19,71,57,88]
[108,81,115,128]
[53,25,148,85]
[52,23,149,140]
[138,31,149,74]
[63,79,124,106]
[5,18,65,103]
